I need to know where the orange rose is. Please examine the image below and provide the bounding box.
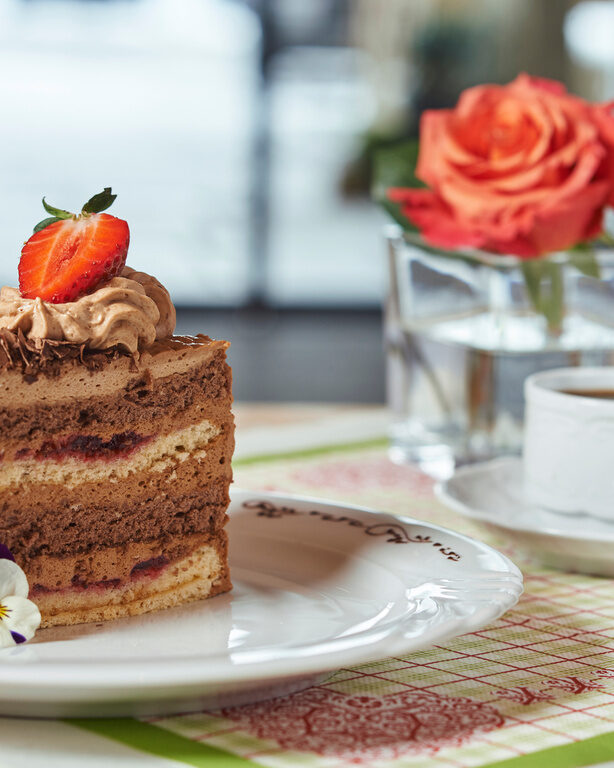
[389,74,614,257]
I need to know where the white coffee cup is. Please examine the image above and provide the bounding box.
[524,367,614,520]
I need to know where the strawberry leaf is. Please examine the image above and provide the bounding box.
[33,216,62,233]
[82,187,116,214]
[42,198,73,219]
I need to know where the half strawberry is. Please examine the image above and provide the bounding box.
[19,188,130,304]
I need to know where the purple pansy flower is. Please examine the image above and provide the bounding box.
[0,544,40,648]
[0,544,15,562]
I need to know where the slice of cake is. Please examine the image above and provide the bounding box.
[0,189,234,627]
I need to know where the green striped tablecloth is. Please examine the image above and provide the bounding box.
[3,406,614,768]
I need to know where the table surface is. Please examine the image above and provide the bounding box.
[3,404,614,768]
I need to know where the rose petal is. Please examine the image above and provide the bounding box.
[481,135,603,195]
[0,559,29,600]
[454,82,504,121]
[390,188,488,251]
[592,103,614,205]
[527,181,608,254]
[510,72,567,97]
[452,86,547,168]
[415,110,460,187]
[1,595,41,643]
[434,139,605,221]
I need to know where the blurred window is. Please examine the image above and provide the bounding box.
[265,46,385,306]
[0,0,260,305]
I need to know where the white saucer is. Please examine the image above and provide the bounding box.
[0,488,522,718]
[436,457,614,576]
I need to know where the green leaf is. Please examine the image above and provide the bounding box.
[41,198,73,219]
[372,140,423,200]
[569,244,601,279]
[380,199,419,232]
[521,259,565,336]
[81,187,116,214]
[33,216,62,233]
[520,260,543,312]
[543,260,565,334]
[372,140,424,231]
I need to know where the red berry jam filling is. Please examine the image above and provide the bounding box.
[130,555,169,578]
[31,554,171,596]
[15,431,153,462]
[32,577,121,595]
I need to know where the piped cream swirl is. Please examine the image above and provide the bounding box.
[0,267,176,354]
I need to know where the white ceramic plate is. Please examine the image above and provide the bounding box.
[0,489,522,718]
[437,457,614,576]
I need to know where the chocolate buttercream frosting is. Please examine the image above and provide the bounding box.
[0,327,134,382]
[0,267,176,354]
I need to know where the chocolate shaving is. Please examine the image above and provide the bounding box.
[0,328,136,382]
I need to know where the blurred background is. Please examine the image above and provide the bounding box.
[0,0,612,401]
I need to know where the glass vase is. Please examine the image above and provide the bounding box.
[385,227,614,477]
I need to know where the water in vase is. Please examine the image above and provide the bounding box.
[387,309,614,478]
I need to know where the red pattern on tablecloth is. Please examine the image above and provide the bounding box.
[495,676,606,705]
[220,688,503,763]
[290,456,433,496]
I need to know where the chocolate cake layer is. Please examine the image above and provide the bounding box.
[2,426,233,559]
[0,334,230,410]
[0,418,232,489]
[3,483,229,561]
[0,347,231,443]
[26,529,226,589]
[34,533,231,628]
